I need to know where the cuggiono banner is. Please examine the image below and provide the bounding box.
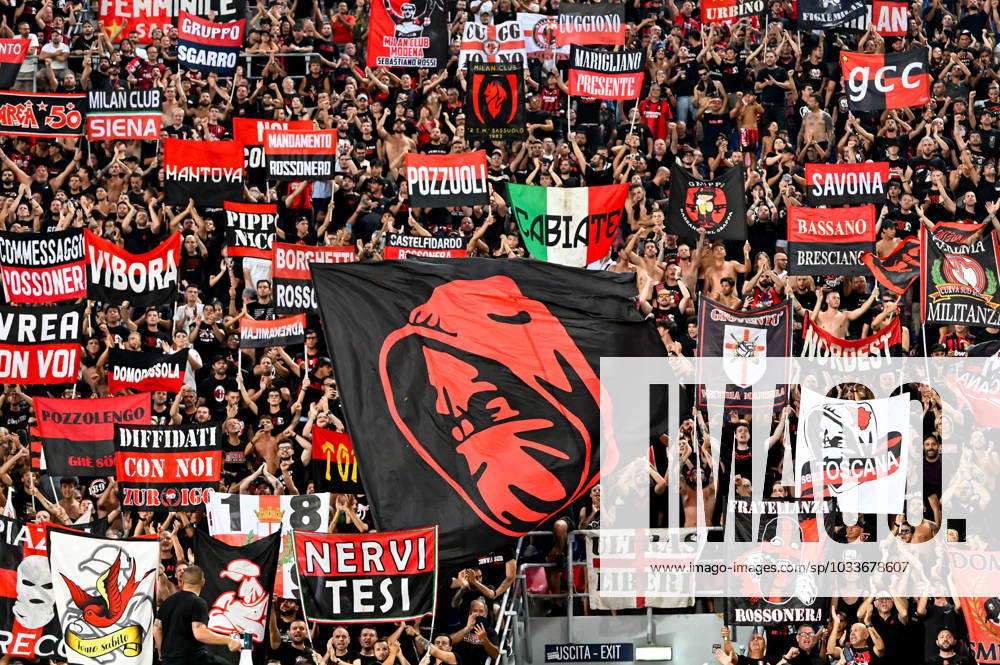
[556,2,625,45]
[85,230,180,306]
[0,305,83,384]
[0,229,86,303]
[405,151,489,208]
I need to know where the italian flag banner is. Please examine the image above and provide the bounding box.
[508,183,628,268]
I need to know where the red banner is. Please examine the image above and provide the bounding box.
[311,427,362,493]
[800,315,902,368]
[0,305,82,384]
[224,201,276,259]
[163,138,244,207]
[0,230,86,303]
[871,0,907,36]
[273,243,356,314]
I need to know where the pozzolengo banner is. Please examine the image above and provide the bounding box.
[85,230,180,306]
[239,314,306,348]
[405,151,489,208]
[568,46,645,100]
[0,304,83,384]
[224,201,276,259]
[0,228,86,303]
[107,348,189,393]
[264,130,337,181]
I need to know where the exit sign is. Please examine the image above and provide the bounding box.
[545,643,635,662]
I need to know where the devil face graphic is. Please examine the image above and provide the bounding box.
[379,276,601,536]
[684,185,728,229]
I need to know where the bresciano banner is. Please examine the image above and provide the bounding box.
[568,47,645,100]
[787,204,876,275]
[0,305,83,384]
[164,138,244,207]
[382,234,465,259]
[85,230,180,306]
[0,229,86,303]
[805,162,889,206]
[177,12,245,76]
[239,314,306,348]
[107,348,189,393]
[273,243,355,314]
[224,201,276,259]
[556,2,625,45]
[405,151,489,208]
[264,130,337,181]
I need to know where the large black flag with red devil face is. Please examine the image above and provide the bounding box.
[312,259,665,563]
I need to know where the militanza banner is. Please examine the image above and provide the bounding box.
[164,138,244,207]
[556,2,625,45]
[0,305,83,384]
[0,92,86,138]
[366,0,448,68]
[0,229,86,303]
[177,12,246,76]
[0,515,61,659]
[85,230,180,306]
[107,348,189,393]
[568,47,645,100]
[87,90,161,141]
[293,527,437,623]
[787,204,876,275]
[224,201,276,259]
[667,163,746,239]
[805,162,889,206]
[382,234,465,259]
[800,315,902,369]
[264,129,338,181]
[466,62,527,141]
[405,151,489,207]
[923,224,1000,326]
[273,243,355,314]
[239,314,306,348]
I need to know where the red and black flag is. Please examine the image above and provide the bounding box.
[405,151,489,208]
[0,91,86,138]
[0,39,30,90]
[366,0,448,68]
[264,129,337,181]
[85,230,180,306]
[29,426,43,471]
[701,0,764,24]
[312,426,363,493]
[466,62,527,142]
[860,236,920,295]
[0,305,83,385]
[239,314,306,348]
[233,118,313,189]
[922,224,1000,326]
[382,233,465,259]
[556,2,625,46]
[841,49,930,112]
[0,229,86,303]
[224,201,276,259]
[568,46,645,100]
[177,12,245,76]
[107,348,189,394]
[667,163,746,239]
[164,138,244,207]
[0,515,61,660]
[805,162,889,206]
[787,205,876,275]
[310,258,666,564]
[273,243,355,314]
[115,422,222,510]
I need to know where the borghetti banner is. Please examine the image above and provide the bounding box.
[805,162,889,206]
[556,2,625,46]
[0,40,30,90]
[107,348,189,393]
[164,138,244,207]
[787,204,876,275]
[667,163,746,239]
[405,151,489,208]
[0,305,83,384]
[224,201,276,259]
[274,243,355,314]
[85,230,180,306]
[87,89,161,141]
[239,314,306,348]
[264,130,338,181]
[568,46,645,100]
[0,229,86,303]
[383,234,465,259]
[366,0,448,68]
[800,315,901,369]
[177,12,245,75]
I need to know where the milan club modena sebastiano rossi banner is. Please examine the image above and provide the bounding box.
[274,243,355,314]
[787,204,876,276]
[224,201,276,259]
[164,138,244,207]
[667,163,746,239]
[383,234,465,259]
[0,229,86,303]
[0,91,86,138]
[465,62,527,141]
[923,223,1000,327]
[0,39,30,89]
[177,12,245,76]
[0,305,83,385]
[239,314,306,348]
[294,528,437,623]
[87,89,161,141]
[805,161,889,206]
[107,348,189,394]
[841,49,930,111]
[405,151,489,208]
[0,515,61,660]
[85,230,180,306]
[801,315,902,370]
[264,129,337,181]
[366,0,448,68]
[556,2,625,46]
[861,236,920,295]
[568,47,645,100]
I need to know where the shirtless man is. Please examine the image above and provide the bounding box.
[377,109,416,167]
[810,286,878,338]
[698,231,751,297]
[799,92,833,146]
[625,228,666,283]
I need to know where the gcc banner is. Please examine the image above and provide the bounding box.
[273,243,355,314]
[0,515,60,660]
[382,234,465,259]
[568,47,645,100]
[164,138,244,207]
[787,205,876,275]
[507,182,627,267]
[466,62,527,141]
[805,162,889,206]
[87,90,161,141]
[0,40,29,89]
[861,236,920,295]
[458,22,527,68]
[107,348,189,394]
[405,151,489,208]
[366,0,447,68]
[841,49,930,112]
[923,224,1000,326]
[800,315,902,369]
[312,427,362,493]
[0,92,86,138]
[177,12,245,76]
[293,528,437,623]
[224,201,276,259]
[0,229,86,303]
[239,314,306,348]
[0,305,83,384]
[556,2,625,45]
[264,130,338,180]
[115,422,222,510]
[86,230,180,306]
[233,118,313,188]
[667,163,746,239]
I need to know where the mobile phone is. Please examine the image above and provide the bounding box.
[242,632,253,650]
[712,644,721,650]
[475,615,488,627]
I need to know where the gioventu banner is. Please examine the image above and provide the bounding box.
[366,0,448,68]
[787,204,876,275]
[264,130,337,181]
[805,162,889,206]
[0,40,30,90]
[0,515,60,660]
[177,12,245,75]
[800,315,902,369]
[274,243,355,314]
[923,224,1000,327]
[0,229,86,303]
[405,151,489,208]
[239,314,306,348]
[86,230,180,306]
[382,234,465,259]
[556,3,625,46]
[0,305,82,384]
[841,49,930,112]
[312,427,362,494]
[861,236,920,295]
[568,47,645,100]
[294,528,437,623]
[466,62,527,141]
[87,89,161,141]
[667,163,746,239]
[224,201,276,259]
[164,138,244,207]
[0,92,86,138]
[107,348,189,394]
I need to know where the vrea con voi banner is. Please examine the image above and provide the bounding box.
[85,230,180,306]
[0,229,86,303]
[0,92,86,138]
[87,90,161,141]
[177,12,246,76]
[0,305,83,385]
[233,118,313,188]
[405,151,489,208]
[274,243,355,314]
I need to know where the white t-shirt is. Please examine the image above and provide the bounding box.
[19,33,39,73]
[41,41,69,71]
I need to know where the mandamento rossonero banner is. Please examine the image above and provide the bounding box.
[0,229,86,303]
[85,230,180,307]
[264,130,338,181]
[0,305,83,384]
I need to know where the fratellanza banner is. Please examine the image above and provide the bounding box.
[36,393,151,477]
[274,243,355,314]
[800,315,902,370]
[458,21,527,68]
[841,49,930,112]
[787,204,876,275]
[0,40,29,90]
[177,12,245,75]
[86,89,161,141]
[405,151,489,208]
[568,46,645,100]
[367,0,447,68]
[264,130,337,181]
[233,118,314,188]
[85,230,180,307]
[923,223,1000,326]
[701,0,764,23]
[382,234,465,259]
[798,0,866,28]
[507,182,627,267]
[556,2,625,46]
[294,528,437,623]
[164,138,244,207]
[312,427,362,493]
[224,201,276,259]
[466,62,527,141]
[0,92,86,138]
[805,162,889,206]
[0,229,86,303]
[239,314,306,348]
[99,0,243,43]
[861,235,920,295]
[0,515,61,659]
[667,163,746,239]
[0,305,83,384]
[107,348,189,394]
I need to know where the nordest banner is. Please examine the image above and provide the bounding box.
[787,204,876,275]
[0,305,83,385]
[85,230,180,306]
[274,243,355,314]
[164,138,244,207]
[405,151,489,208]
[264,130,338,181]
[0,229,86,303]
[800,315,902,369]
[108,348,189,393]
[383,234,465,259]
[240,314,306,348]
[805,162,889,206]
[556,2,625,46]
[224,201,276,259]
[568,46,645,100]
[177,12,245,76]
[87,89,161,141]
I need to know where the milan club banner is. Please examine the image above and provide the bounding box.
[49,528,156,665]
[239,314,306,348]
[164,138,244,207]
[312,426,362,494]
[0,515,60,659]
[206,492,331,598]
[870,0,908,35]
[264,130,337,181]
[798,0,866,29]
[519,13,568,59]
[667,163,746,239]
[923,224,1000,326]
[99,0,243,43]
[177,12,245,75]
[0,305,83,385]
[701,0,764,24]
[787,205,876,275]
[861,236,920,295]
[458,21,527,68]
[274,243,355,314]
[0,91,86,138]
[194,529,281,665]
[405,151,489,208]
[466,62,527,141]
[233,118,313,188]
[0,229,86,303]
[383,234,465,259]
[366,0,447,68]
[87,89,161,141]
[224,201,276,259]
[568,47,645,100]
[507,183,627,267]
[841,49,930,112]
[800,315,902,369]
[805,162,889,206]
[294,528,438,623]
[556,3,625,46]
[85,230,180,306]
[0,40,30,90]
[310,258,667,563]
[115,422,221,510]
[107,348,189,394]
[727,597,828,627]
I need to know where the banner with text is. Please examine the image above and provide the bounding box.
[568,46,645,100]
[405,151,489,208]
[164,138,244,207]
[0,229,86,303]
[86,230,180,306]
[87,89,161,141]
[264,130,337,181]
[224,201,276,259]
[0,305,82,384]
[108,348,189,394]
[383,234,465,259]
[787,204,876,275]
[274,243,355,314]
[177,12,245,76]
[239,314,306,348]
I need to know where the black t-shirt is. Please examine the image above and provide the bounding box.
[157,591,209,665]
[270,640,309,665]
[757,67,789,106]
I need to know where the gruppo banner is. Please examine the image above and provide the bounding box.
[107,348,189,393]
[405,151,489,208]
[787,204,876,275]
[264,130,338,181]
[366,0,448,68]
[99,0,243,42]
[177,12,245,76]
[164,138,244,207]
[568,47,645,100]
[239,314,306,348]
[382,234,465,259]
[85,230,180,306]
[0,92,86,138]
[0,229,86,303]
[87,89,161,141]
[224,201,276,259]
[805,162,889,206]
[0,305,83,384]
[556,2,625,45]
[800,315,902,369]
[273,243,355,314]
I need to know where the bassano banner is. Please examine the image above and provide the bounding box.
[458,21,527,68]
[87,89,161,141]
[177,12,245,76]
[239,314,306,348]
[85,230,180,306]
[861,236,920,295]
[405,151,489,208]
[923,224,1000,326]
[798,0,866,29]
[800,315,902,370]
[556,3,625,46]
[36,393,150,477]
[264,130,337,181]
[115,422,222,510]
[841,49,930,112]
[312,427,362,494]
[366,0,448,68]
[0,92,86,138]
[508,182,627,267]
[805,162,889,206]
[787,204,876,276]
[293,528,437,623]
[273,243,355,314]
[0,515,61,660]
[233,118,313,188]
[164,138,244,207]
[0,40,30,90]
[667,163,746,239]
[0,229,86,303]
[568,47,645,100]
[383,234,465,259]
[0,305,82,385]
[224,201,276,259]
[519,13,568,59]
[107,348,189,394]
[466,62,527,141]
[701,0,764,24]
[99,0,244,43]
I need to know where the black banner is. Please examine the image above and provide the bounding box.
[804,162,890,207]
[923,225,1000,326]
[107,348,189,394]
[667,163,746,239]
[0,92,86,138]
[798,0,866,29]
[786,205,876,276]
[224,201,276,259]
[405,151,489,208]
[466,62,527,142]
[264,130,337,181]
[567,46,645,100]
[163,138,244,207]
[0,515,61,660]
[726,596,829,626]
[382,234,465,259]
[0,229,86,304]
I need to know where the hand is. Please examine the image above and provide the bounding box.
[227,637,242,652]
[473,624,488,641]
[785,647,800,659]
